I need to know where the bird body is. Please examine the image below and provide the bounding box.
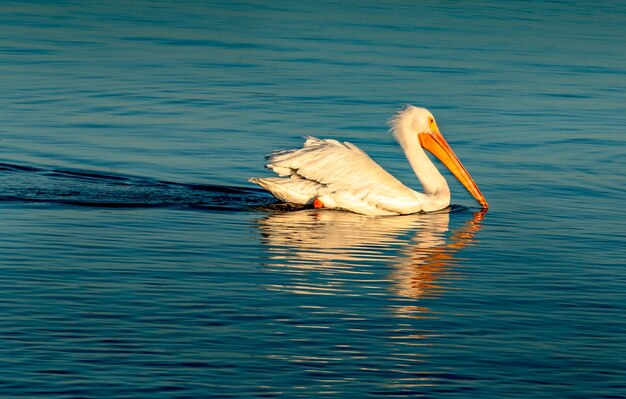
[249,106,487,215]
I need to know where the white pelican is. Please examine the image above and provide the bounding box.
[249,105,488,215]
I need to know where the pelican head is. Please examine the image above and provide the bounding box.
[391,105,489,209]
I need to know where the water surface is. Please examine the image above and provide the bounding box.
[1,1,625,398]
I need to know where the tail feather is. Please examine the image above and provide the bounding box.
[248,177,323,205]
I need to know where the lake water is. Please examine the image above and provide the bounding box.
[1,1,625,397]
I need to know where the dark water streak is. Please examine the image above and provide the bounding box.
[0,162,270,211]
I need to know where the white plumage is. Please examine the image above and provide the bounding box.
[249,105,488,215]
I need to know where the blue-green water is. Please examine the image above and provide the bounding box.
[1,1,625,397]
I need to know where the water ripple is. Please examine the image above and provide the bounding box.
[0,162,270,210]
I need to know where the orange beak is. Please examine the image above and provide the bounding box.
[419,122,488,209]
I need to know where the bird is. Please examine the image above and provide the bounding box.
[249,105,488,216]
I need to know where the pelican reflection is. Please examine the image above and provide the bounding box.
[255,209,484,300]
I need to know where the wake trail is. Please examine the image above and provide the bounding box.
[0,162,275,211]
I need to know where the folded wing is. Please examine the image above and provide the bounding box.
[251,137,422,214]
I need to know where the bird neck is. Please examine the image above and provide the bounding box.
[398,131,450,198]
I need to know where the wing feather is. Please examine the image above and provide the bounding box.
[265,137,419,213]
